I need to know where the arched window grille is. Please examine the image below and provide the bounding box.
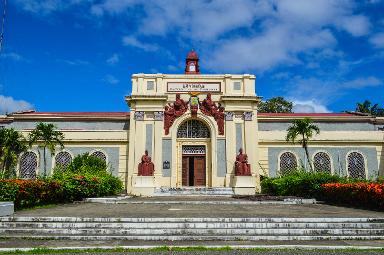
[347,152,366,179]
[279,152,297,175]
[313,152,332,173]
[177,119,210,138]
[91,150,107,162]
[19,151,37,179]
[55,151,72,168]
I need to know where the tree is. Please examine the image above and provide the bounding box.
[258,97,293,113]
[0,128,27,179]
[355,100,384,116]
[28,123,65,176]
[286,117,320,172]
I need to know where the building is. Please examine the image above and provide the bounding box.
[1,51,383,195]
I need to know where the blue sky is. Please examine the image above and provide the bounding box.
[0,0,383,113]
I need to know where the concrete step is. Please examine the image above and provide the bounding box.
[1,217,384,241]
[2,228,384,236]
[154,187,235,196]
[2,222,383,229]
[3,234,384,241]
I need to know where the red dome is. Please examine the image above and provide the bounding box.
[186,50,199,60]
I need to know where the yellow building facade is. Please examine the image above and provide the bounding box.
[1,52,383,196]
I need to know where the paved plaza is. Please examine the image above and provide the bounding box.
[14,200,384,218]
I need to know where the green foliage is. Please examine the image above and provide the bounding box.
[261,171,345,198]
[0,128,27,179]
[355,100,384,116]
[286,117,320,171]
[0,153,123,209]
[258,96,293,113]
[28,123,65,176]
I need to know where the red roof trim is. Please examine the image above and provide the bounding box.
[257,113,357,117]
[15,112,130,116]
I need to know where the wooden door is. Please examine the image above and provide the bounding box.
[182,156,189,186]
[194,156,206,186]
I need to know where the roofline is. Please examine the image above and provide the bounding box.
[7,112,130,121]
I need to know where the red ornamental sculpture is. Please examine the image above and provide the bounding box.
[235,148,251,176]
[164,93,188,135]
[138,150,155,176]
[199,93,225,135]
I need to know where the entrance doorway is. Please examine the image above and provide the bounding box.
[182,146,206,186]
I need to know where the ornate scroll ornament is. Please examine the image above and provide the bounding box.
[225,112,233,121]
[244,112,253,121]
[164,93,188,135]
[154,111,164,121]
[134,111,144,120]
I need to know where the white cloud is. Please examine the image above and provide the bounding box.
[341,76,382,89]
[0,52,26,62]
[14,0,91,15]
[0,95,34,114]
[337,15,371,36]
[122,35,158,51]
[292,99,331,113]
[370,33,384,48]
[106,53,119,65]
[57,59,90,66]
[103,74,119,85]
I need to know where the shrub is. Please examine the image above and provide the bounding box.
[261,170,345,198]
[0,179,63,209]
[322,182,384,210]
[0,153,123,210]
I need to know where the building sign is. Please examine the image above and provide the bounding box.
[167,82,221,92]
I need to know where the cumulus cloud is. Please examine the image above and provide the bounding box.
[292,100,331,113]
[106,53,120,65]
[103,74,119,85]
[0,95,34,114]
[370,33,384,48]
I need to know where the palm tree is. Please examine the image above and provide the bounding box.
[28,123,65,176]
[355,100,372,114]
[286,117,320,172]
[0,128,27,179]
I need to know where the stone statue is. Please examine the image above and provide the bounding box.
[138,150,155,176]
[214,104,225,135]
[174,93,188,117]
[163,94,188,135]
[164,104,175,135]
[200,93,217,116]
[235,148,251,176]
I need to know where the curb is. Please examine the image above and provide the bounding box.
[0,245,383,252]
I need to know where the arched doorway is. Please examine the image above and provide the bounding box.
[177,119,210,186]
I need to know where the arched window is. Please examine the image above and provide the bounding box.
[91,150,107,162]
[19,151,38,179]
[55,151,72,168]
[279,152,297,175]
[313,152,331,173]
[177,119,210,138]
[347,152,366,179]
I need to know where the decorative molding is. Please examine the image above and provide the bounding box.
[225,112,233,121]
[134,111,144,121]
[244,112,253,121]
[154,111,164,121]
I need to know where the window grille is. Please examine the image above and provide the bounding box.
[182,145,206,155]
[91,151,107,162]
[313,152,331,173]
[147,81,154,90]
[177,119,210,138]
[55,151,72,168]
[233,81,241,90]
[279,152,297,175]
[347,152,366,179]
[19,151,37,179]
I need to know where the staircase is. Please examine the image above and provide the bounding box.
[1,217,384,241]
[154,187,234,196]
